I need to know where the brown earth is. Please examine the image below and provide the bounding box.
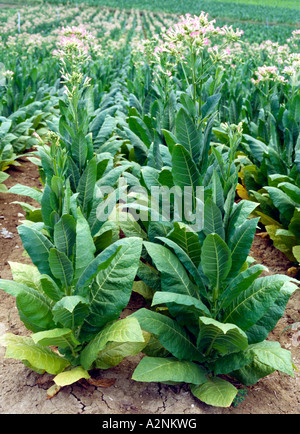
[0,157,299,415]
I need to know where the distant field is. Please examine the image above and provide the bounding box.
[202,0,299,8]
[0,0,298,44]
[41,0,300,24]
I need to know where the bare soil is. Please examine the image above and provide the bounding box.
[0,158,299,414]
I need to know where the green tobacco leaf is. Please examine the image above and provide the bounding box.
[166,222,202,267]
[132,357,207,385]
[8,184,43,203]
[171,144,200,211]
[16,286,54,331]
[52,296,89,329]
[248,340,294,376]
[175,107,200,162]
[223,275,287,331]
[227,218,259,277]
[71,130,88,172]
[75,245,121,292]
[144,241,199,299]
[157,236,206,296]
[0,333,69,375]
[226,200,259,242]
[0,279,54,331]
[245,278,298,344]
[213,349,255,376]
[128,116,152,147]
[0,279,35,297]
[197,317,248,356]
[190,377,237,408]
[265,225,296,261]
[80,317,144,370]
[204,198,225,240]
[264,186,296,223]
[124,126,148,164]
[49,248,74,288]
[293,245,300,262]
[201,233,232,290]
[201,93,222,120]
[289,208,300,239]
[32,328,80,349]
[40,184,56,228]
[75,208,96,279]
[152,291,211,318]
[9,262,42,292]
[220,264,267,309]
[131,308,204,362]
[95,331,150,369]
[77,157,97,212]
[277,182,300,205]
[53,214,76,258]
[80,237,142,337]
[18,225,54,276]
[231,341,294,385]
[39,274,64,302]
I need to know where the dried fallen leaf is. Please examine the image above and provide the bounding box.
[87,378,116,388]
[256,232,269,238]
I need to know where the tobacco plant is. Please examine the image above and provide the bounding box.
[0,26,148,393]
[130,181,299,407]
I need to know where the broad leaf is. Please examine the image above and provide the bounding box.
[18,225,54,276]
[171,144,200,211]
[152,291,211,318]
[53,214,76,258]
[49,248,74,289]
[132,357,207,385]
[80,317,144,370]
[80,237,143,337]
[175,107,200,162]
[53,366,90,387]
[52,296,89,329]
[74,208,96,279]
[77,157,97,212]
[95,331,151,369]
[144,241,199,299]
[227,218,259,277]
[197,317,248,356]
[190,377,237,408]
[201,234,232,290]
[223,275,289,330]
[131,308,204,362]
[0,333,69,375]
[204,198,225,240]
[32,328,80,349]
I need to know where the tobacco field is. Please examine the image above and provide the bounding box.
[0,0,299,414]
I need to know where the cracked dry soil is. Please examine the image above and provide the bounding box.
[0,158,299,414]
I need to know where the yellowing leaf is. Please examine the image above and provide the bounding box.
[53,366,90,387]
[236,184,249,200]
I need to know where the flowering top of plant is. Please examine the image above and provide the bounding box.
[153,12,243,60]
[53,25,95,67]
[291,29,300,41]
[53,26,95,99]
[251,65,288,85]
[3,70,14,80]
